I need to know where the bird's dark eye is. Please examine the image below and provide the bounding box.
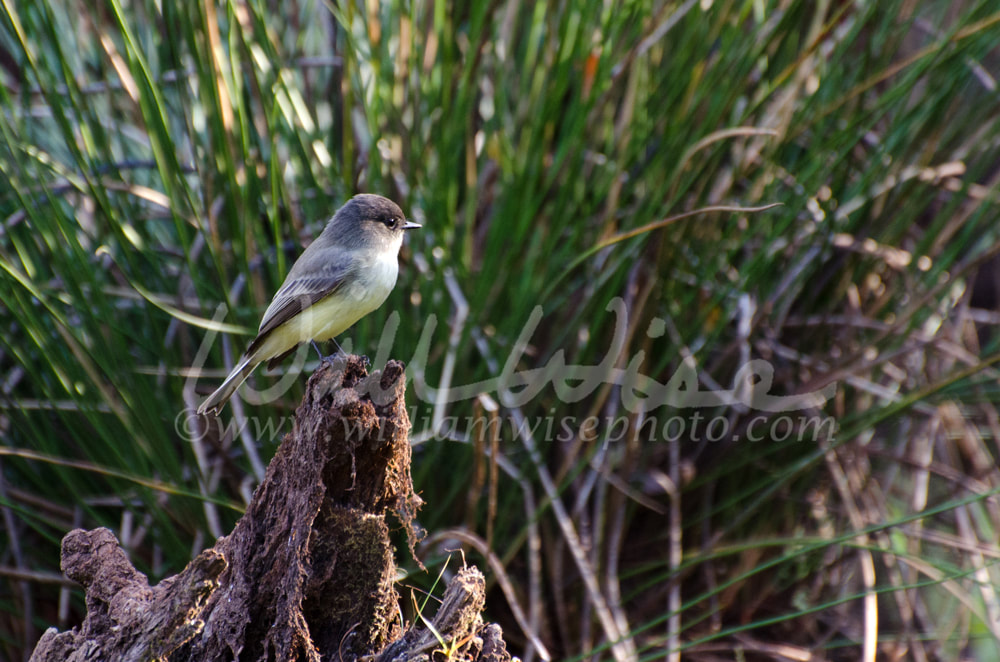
[385,217,399,229]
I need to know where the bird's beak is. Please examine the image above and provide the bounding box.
[402,220,421,230]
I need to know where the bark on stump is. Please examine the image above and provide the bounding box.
[30,356,514,662]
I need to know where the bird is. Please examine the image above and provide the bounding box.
[197,194,419,415]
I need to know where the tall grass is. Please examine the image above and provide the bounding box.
[2,0,1000,660]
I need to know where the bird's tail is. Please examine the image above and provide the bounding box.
[197,355,259,416]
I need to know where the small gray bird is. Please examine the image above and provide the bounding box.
[198,194,419,415]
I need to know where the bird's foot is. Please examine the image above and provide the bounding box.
[310,340,366,369]
[310,340,344,368]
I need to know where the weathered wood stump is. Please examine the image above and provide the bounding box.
[30,356,514,662]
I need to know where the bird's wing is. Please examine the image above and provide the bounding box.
[244,263,350,358]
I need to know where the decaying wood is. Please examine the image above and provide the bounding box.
[377,567,513,662]
[30,356,515,662]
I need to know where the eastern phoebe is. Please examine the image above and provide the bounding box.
[197,194,419,415]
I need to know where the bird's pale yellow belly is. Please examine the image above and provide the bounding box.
[251,249,399,360]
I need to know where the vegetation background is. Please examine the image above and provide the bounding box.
[1,0,1000,660]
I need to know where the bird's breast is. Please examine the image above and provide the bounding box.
[348,247,400,306]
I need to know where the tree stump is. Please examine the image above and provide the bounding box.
[30,356,514,662]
